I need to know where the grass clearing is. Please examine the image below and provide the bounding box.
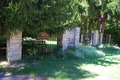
[0,44,120,80]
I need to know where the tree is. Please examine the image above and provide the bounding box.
[0,0,120,41]
[77,0,120,43]
[0,0,83,38]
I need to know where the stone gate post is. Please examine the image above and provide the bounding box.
[62,30,69,52]
[100,33,103,44]
[62,27,80,52]
[91,30,99,46]
[106,34,111,44]
[7,30,22,64]
[74,27,80,48]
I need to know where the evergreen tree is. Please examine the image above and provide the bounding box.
[0,0,119,39]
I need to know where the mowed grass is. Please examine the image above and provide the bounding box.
[0,45,120,80]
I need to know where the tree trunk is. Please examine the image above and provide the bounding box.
[99,13,106,44]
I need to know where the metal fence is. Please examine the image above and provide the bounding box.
[22,35,58,56]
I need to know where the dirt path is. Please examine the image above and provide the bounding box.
[0,73,44,80]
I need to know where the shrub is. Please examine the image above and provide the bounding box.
[27,48,38,56]
[53,46,63,58]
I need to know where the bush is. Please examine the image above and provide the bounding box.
[53,46,63,58]
[27,48,38,56]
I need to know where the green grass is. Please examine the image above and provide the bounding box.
[0,44,120,80]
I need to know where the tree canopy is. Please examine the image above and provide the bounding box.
[0,0,120,38]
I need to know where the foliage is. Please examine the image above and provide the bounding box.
[105,24,120,45]
[52,46,63,58]
[0,0,82,36]
[63,46,105,59]
[0,0,120,45]
[27,48,38,56]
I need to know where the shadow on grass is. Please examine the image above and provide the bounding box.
[81,57,119,67]
[95,46,120,56]
[0,57,99,80]
[1,54,120,80]
[0,45,120,79]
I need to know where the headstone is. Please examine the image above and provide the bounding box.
[62,31,69,52]
[7,30,22,64]
[91,30,99,46]
[81,34,84,43]
[100,33,103,44]
[74,27,80,48]
[81,29,91,46]
[106,34,111,44]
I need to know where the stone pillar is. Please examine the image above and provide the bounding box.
[7,30,22,63]
[106,34,111,44]
[100,33,103,44]
[91,33,94,46]
[62,30,68,52]
[74,27,80,48]
[67,29,75,47]
[62,27,80,52]
[91,30,99,46]
[81,34,84,43]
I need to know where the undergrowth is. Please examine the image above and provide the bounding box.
[62,44,120,59]
[97,44,120,50]
[63,46,105,59]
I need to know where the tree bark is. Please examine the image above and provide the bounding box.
[100,13,106,44]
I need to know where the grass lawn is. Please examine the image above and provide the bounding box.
[0,45,120,80]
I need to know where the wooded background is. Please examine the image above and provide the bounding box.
[0,0,120,45]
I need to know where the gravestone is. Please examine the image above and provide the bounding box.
[80,30,84,43]
[91,30,99,46]
[80,29,92,46]
[106,34,111,44]
[7,30,22,64]
[74,27,80,48]
[99,33,103,44]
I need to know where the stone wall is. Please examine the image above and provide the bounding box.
[62,27,80,52]
[7,30,22,63]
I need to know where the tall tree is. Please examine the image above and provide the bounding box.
[0,0,83,37]
[78,0,120,43]
[0,0,119,38]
